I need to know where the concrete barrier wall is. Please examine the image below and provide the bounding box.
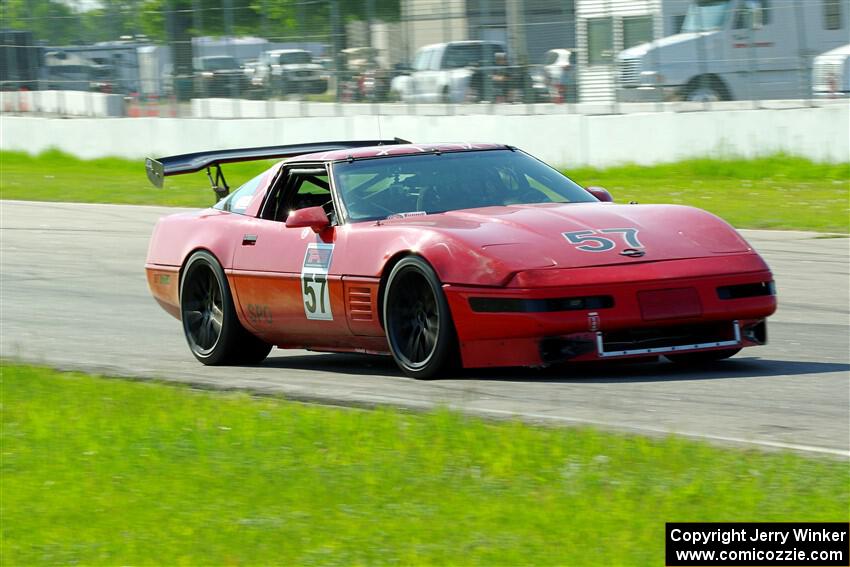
[1,104,847,167]
[0,90,125,117]
[190,97,846,119]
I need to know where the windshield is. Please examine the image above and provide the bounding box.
[681,0,731,31]
[332,150,596,222]
[443,44,504,68]
[200,56,239,71]
[278,51,312,65]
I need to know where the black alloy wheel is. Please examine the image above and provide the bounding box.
[180,251,271,366]
[182,262,224,356]
[384,256,458,379]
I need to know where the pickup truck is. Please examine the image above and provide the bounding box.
[390,41,508,103]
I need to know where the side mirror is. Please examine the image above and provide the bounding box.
[586,186,614,202]
[285,206,330,232]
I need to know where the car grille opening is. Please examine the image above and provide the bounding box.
[601,321,738,354]
[717,281,775,300]
[742,320,767,344]
[540,336,596,363]
[469,295,614,313]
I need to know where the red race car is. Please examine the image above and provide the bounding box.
[144,140,776,379]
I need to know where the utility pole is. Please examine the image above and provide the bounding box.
[192,0,202,37]
[506,0,528,65]
[330,0,343,99]
[367,0,375,48]
[506,0,529,100]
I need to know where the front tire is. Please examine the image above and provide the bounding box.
[180,251,271,365]
[383,256,458,379]
[683,76,728,102]
[440,87,451,104]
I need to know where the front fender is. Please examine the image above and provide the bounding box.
[337,226,516,287]
[447,70,472,101]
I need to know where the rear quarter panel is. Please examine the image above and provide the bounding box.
[145,209,245,318]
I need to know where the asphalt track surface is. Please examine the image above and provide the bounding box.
[2,200,848,457]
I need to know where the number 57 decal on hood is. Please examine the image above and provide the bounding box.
[563,228,643,252]
[302,242,334,320]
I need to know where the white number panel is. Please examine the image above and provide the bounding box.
[301,243,334,321]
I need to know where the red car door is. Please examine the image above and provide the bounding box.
[230,165,350,346]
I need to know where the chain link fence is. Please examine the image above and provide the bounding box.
[1,0,847,118]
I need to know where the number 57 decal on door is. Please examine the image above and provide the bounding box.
[302,243,334,320]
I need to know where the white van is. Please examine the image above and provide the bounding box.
[617,0,849,101]
[813,43,850,96]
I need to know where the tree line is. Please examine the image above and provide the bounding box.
[0,0,401,46]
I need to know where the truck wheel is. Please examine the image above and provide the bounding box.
[684,76,729,102]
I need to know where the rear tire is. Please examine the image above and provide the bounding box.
[180,251,271,366]
[666,348,741,365]
[383,256,458,379]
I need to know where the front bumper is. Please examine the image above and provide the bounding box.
[617,85,680,102]
[445,256,776,368]
[275,75,328,94]
[813,90,849,97]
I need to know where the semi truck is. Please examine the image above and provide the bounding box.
[617,0,850,101]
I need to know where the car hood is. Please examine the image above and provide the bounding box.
[279,63,323,71]
[380,202,752,272]
[208,69,244,76]
[619,31,717,61]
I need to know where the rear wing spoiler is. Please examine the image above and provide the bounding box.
[144,138,409,200]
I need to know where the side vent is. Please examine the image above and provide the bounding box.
[348,287,373,321]
[343,278,383,336]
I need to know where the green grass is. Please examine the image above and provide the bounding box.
[3,363,848,566]
[0,150,274,208]
[569,155,849,233]
[0,150,848,230]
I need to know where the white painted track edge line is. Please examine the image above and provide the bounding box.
[14,357,847,459]
[474,407,850,458]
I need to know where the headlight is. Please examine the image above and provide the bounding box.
[507,269,567,288]
[639,71,664,86]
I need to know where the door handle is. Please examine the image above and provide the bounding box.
[242,234,258,246]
